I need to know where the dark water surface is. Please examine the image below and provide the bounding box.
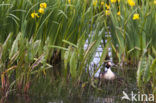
[7,95,121,103]
[4,67,138,103]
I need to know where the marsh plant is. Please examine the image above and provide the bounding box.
[0,0,156,101]
[137,47,156,95]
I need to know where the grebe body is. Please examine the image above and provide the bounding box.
[99,62,116,80]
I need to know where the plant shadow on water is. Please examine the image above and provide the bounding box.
[3,66,138,103]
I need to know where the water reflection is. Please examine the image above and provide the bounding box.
[1,67,137,103]
[88,96,115,103]
[3,96,117,103]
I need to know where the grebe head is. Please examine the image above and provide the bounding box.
[105,61,112,69]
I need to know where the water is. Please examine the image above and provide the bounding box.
[6,95,118,103]
[2,67,138,103]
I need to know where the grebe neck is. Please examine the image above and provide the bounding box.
[105,67,111,72]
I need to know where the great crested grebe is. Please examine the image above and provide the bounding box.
[99,61,116,80]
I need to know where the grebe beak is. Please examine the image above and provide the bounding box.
[108,62,117,67]
[108,61,112,66]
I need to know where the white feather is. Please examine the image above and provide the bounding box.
[103,68,115,80]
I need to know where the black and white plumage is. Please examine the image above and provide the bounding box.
[99,62,116,80]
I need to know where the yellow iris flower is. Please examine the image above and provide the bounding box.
[40,2,47,9]
[101,1,104,6]
[93,0,97,7]
[117,11,121,16]
[38,8,44,14]
[106,4,110,9]
[128,0,135,7]
[31,12,39,18]
[111,0,117,3]
[133,13,139,20]
[106,10,110,16]
[68,0,71,4]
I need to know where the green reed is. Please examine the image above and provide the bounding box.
[109,0,156,64]
[0,0,156,100]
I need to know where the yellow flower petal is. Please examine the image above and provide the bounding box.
[68,0,71,4]
[128,0,135,7]
[106,10,110,16]
[31,13,35,18]
[106,4,110,9]
[38,8,44,14]
[93,0,97,7]
[31,12,39,19]
[101,1,104,6]
[111,0,117,3]
[133,13,139,20]
[117,11,120,16]
[40,2,47,9]
[154,0,156,4]
[35,13,39,18]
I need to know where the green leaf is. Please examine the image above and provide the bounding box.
[70,49,78,78]
[64,47,71,77]
[77,35,85,61]
[137,56,147,87]
[2,32,13,62]
[9,32,22,59]
[32,40,41,56]
[99,39,110,65]
[143,63,151,83]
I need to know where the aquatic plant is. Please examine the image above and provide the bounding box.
[0,32,52,98]
[0,0,156,101]
[109,0,156,64]
[137,46,156,95]
[0,0,102,98]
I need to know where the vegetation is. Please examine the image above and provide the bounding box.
[0,0,155,101]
